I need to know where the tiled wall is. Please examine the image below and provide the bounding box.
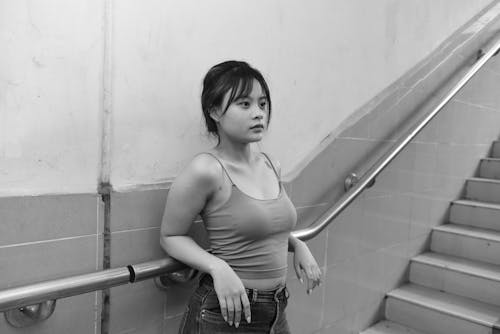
[0,194,104,333]
[2,6,500,334]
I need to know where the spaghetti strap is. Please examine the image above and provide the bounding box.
[261,152,280,181]
[201,152,235,185]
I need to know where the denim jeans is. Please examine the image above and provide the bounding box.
[179,274,291,334]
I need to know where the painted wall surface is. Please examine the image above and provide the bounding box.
[0,0,493,195]
[111,0,493,188]
[0,0,103,196]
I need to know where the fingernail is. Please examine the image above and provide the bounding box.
[235,322,239,328]
[299,278,303,283]
[247,316,251,323]
[223,315,227,322]
[229,321,233,326]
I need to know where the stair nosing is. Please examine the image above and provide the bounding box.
[433,224,500,242]
[387,284,500,328]
[411,252,500,282]
[452,199,500,210]
[361,320,430,334]
[481,157,500,162]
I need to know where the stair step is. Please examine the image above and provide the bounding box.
[386,284,500,334]
[465,177,500,204]
[492,141,500,158]
[479,158,500,179]
[361,320,429,334]
[450,199,500,231]
[431,224,500,266]
[410,252,500,306]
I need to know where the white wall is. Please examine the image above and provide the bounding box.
[0,0,103,195]
[0,0,493,195]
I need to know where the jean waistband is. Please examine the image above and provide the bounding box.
[199,273,288,302]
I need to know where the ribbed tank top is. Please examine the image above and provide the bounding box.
[200,152,297,279]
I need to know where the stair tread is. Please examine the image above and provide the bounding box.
[412,252,500,281]
[388,284,500,327]
[481,158,500,162]
[433,223,500,242]
[452,199,500,210]
[361,320,430,334]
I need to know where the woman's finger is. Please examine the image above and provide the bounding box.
[307,267,314,280]
[303,268,313,294]
[219,297,228,322]
[316,267,322,284]
[226,297,235,326]
[241,292,251,324]
[233,295,242,328]
[295,263,303,283]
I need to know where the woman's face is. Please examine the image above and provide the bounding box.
[213,79,269,144]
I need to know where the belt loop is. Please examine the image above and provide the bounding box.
[252,289,258,302]
[273,285,285,300]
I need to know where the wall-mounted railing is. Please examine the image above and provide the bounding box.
[1,34,499,328]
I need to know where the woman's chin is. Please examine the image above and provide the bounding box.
[248,134,265,143]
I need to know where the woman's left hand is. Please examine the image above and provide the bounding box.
[293,240,322,294]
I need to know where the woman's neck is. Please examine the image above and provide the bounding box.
[215,139,255,164]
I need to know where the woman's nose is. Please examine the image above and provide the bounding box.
[253,108,265,119]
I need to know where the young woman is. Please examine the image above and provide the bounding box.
[160,60,321,333]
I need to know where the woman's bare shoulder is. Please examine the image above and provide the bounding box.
[175,152,223,189]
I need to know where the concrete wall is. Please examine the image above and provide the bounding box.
[0,0,493,195]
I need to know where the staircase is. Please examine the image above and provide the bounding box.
[361,140,500,334]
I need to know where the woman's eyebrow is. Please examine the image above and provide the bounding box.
[235,95,250,101]
[235,95,267,101]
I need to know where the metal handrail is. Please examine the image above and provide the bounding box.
[294,34,500,241]
[0,34,499,317]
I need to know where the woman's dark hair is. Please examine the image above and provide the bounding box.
[201,60,272,139]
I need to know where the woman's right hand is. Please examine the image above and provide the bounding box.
[210,260,251,328]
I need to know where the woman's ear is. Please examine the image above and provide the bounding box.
[209,107,222,123]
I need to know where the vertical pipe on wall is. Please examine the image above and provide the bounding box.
[99,0,113,333]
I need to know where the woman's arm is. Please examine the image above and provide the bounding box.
[160,154,251,328]
[289,234,322,294]
[160,155,222,273]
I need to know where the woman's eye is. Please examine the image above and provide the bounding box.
[239,101,250,108]
[259,101,267,109]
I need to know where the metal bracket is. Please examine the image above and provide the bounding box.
[4,300,56,328]
[477,47,499,60]
[344,173,375,191]
[154,268,198,290]
[477,49,486,60]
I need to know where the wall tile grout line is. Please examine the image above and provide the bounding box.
[0,234,100,249]
[110,226,161,235]
[453,98,500,112]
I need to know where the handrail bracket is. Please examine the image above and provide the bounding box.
[4,300,56,328]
